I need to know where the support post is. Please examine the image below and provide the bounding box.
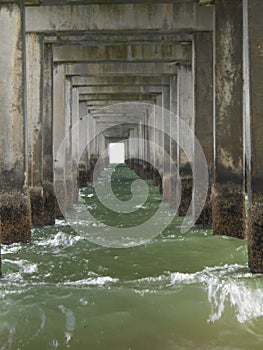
[42,43,55,225]
[177,64,193,216]
[193,31,213,226]
[53,63,67,217]
[212,0,245,239]
[0,2,31,245]
[245,0,263,272]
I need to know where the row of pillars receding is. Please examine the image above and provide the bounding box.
[0,0,263,274]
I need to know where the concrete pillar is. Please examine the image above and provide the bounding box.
[42,43,55,225]
[43,43,53,183]
[245,0,263,272]
[153,96,163,192]
[26,33,43,187]
[78,102,89,187]
[53,63,66,217]
[69,86,79,203]
[212,0,245,239]
[88,114,97,182]
[177,64,193,216]
[193,31,213,226]
[162,85,171,201]
[0,2,31,244]
[26,33,46,226]
[169,75,178,208]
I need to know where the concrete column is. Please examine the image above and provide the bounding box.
[212,0,245,239]
[162,85,171,201]
[245,0,263,272]
[43,43,53,182]
[0,2,31,244]
[177,64,193,216]
[53,63,66,217]
[78,102,89,187]
[193,31,213,226]
[42,43,55,225]
[87,114,97,182]
[169,75,178,208]
[26,33,43,187]
[69,86,79,203]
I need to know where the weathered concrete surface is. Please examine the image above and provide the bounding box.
[212,183,245,239]
[26,33,43,187]
[54,44,191,63]
[72,76,170,87]
[26,3,213,33]
[0,2,27,191]
[53,63,67,217]
[42,43,54,183]
[193,31,213,226]
[29,186,44,226]
[79,86,164,95]
[245,0,263,272]
[0,3,31,245]
[0,191,31,244]
[66,62,177,77]
[212,0,245,238]
[42,181,56,225]
[177,65,193,216]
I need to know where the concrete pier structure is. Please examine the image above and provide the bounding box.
[1,0,263,275]
[245,0,263,272]
[0,2,31,243]
[212,0,245,239]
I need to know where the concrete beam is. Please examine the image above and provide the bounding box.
[72,76,170,87]
[44,33,193,46]
[66,62,178,76]
[78,86,165,95]
[80,94,157,102]
[26,3,213,33]
[53,44,191,63]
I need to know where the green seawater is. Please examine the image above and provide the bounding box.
[1,165,263,350]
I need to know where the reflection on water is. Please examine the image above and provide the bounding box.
[0,165,263,350]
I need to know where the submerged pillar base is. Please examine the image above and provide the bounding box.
[162,175,171,202]
[78,164,88,188]
[195,186,212,226]
[54,180,66,219]
[42,181,56,226]
[212,183,245,239]
[178,176,192,217]
[29,186,44,226]
[248,194,263,273]
[0,191,31,244]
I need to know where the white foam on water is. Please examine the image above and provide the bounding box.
[37,231,82,247]
[63,276,119,287]
[168,264,263,323]
[58,305,76,347]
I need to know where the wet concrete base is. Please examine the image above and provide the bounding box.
[178,176,193,216]
[162,175,171,202]
[29,186,44,226]
[78,164,88,188]
[42,181,56,226]
[0,191,31,244]
[66,176,79,209]
[212,183,245,239]
[54,180,67,219]
[195,186,212,227]
[248,194,263,273]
